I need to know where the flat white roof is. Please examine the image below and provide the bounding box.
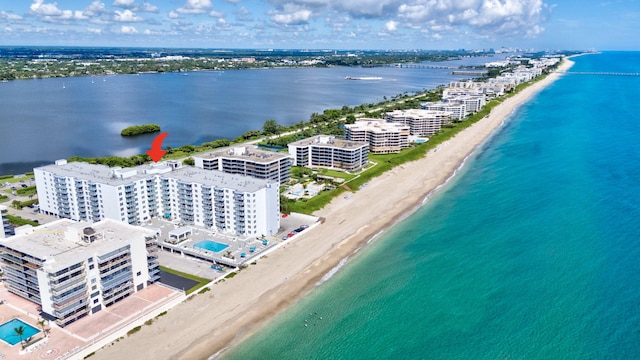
[289,135,368,150]
[0,218,155,271]
[35,161,276,193]
[193,146,291,163]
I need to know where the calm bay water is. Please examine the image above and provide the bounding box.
[0,55,501,174]
[222,52,640,359]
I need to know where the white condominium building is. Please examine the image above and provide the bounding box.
[288,135,368,171]
[421,102,467,120]
[193,146,292,184]
[344,119,410,154]
[0,204,12,238]
[0,219,159,327]
[385,109,452,136]
[448,95,486,113]
[34,160,280,237]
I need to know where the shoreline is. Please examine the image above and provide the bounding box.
[91,58,575,360]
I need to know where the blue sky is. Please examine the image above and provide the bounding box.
[0,0,638,50]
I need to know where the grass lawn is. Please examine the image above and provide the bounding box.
[316,168,357,181]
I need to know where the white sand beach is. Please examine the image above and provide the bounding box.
[92,58,574,360]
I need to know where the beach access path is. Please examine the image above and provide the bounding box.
[92,58,575,360]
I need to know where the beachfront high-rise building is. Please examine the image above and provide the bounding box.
[385,109,452,136]
[192,146,292,184]
[344,119,410,154]
[0,204,13,238]
[0,218,159,327]
[34,160,280,237]
[288,135,369,171]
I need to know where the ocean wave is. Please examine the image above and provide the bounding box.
[315,256,349,287]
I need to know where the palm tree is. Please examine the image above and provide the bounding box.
[13,325,25,348]
[37,318,48,337]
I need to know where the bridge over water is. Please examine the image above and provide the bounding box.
[363,63,460,69]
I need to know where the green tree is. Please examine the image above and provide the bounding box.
[37,318,48,337]
[346,114,356,124]
[14,325,25,347]
[11,200,22,210]
[263,119,280,135]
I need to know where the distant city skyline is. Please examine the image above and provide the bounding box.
[0,0,637,50]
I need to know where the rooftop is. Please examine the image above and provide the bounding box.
[345,118,410,133]
[0,218,156,271]
[193,146,291,163]
[386,109,453,119]
[289,135,368,150]
[169,166,276,192]
[35,160,277,192]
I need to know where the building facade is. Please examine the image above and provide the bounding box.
[0,204,13,238]
[421,102,467,120]
[193,146,292,184]
[0,219,159,327]
[385,109,453,136]
[288,135,369,171]
[344,118,410,154]
[34,160,280,237]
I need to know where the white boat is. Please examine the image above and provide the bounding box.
[345,76,382,80]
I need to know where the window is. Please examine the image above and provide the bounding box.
[89,264,95,270]
[137,271,142,276]
[91,278,96,284]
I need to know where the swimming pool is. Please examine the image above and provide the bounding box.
[194,240,229,253]
[0,318,40,346]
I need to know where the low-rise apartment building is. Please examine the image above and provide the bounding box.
[385,109,452,136]
[421,102,467,120]
[193,146,292,184]
[0,218,159,327]
[288,135,368,171]
[345,119,410,154]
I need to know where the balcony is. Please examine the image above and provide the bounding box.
[54,299,89,318]
[99,260,132,278]
[52,287,88,308]
[101,271,133,291]
[50,271,86,291]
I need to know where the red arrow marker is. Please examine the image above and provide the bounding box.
[146,132,169,162]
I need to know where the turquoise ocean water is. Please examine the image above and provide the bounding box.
[222,52,640,359]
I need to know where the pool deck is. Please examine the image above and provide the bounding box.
[0,281,181,360]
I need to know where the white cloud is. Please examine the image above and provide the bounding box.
[176,0,213,14]
[119,25,138,33]
[396,0,548,38]
[113,9,144,22]
[210,10,225,18]
[59,10,89,21]
[168,11,180,19]
[84,1,107,17]
[113,0,136,9]
[385,20,397,31]
[270,4,312,25]
[271,9,312,25]
[139,2,159,13]
[0,11,23,21]
[30,0,63,16]
[87,27,103,34]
